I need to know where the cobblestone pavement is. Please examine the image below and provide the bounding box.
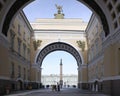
[7,88,110,96]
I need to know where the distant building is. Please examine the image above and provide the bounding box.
[42,59,78,87]
[41,74,78,87]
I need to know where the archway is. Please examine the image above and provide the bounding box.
[35,42,81,89]
[42,50,78,75]
[0,0,120,95]
[36,42,82,67]
[1,0,110,37]
[41,50,78,88]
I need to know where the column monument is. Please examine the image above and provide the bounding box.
[60,59,63,88]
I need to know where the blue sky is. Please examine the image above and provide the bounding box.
[42,51,78,75]
[23,0,92,22]
[23,0,92,75]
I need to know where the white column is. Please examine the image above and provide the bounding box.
[96,84,98,92]
[92,84,95,91]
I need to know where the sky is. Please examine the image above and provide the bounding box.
[23,0,92,22]
[42,51,78,75]
[23,0,92,75]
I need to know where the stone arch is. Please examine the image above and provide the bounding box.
[1,0,111,37]
[36,42,82,67]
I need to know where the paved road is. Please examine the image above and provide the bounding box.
[7,88,110,96]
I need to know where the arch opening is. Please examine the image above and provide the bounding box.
[2,0,109,37]
[42,50,78,75]
[41,50,78,87]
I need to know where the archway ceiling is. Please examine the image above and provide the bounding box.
[36,42,82,67]
[78,0,109,36]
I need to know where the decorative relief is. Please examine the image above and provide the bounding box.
[33,40,42,50]
[76,40,85,51]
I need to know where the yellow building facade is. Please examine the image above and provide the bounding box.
[0,11,41,94]
[86,14,120,95]
[86,14,104,91]
[7,11,32,90]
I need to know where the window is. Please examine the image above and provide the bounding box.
[18,65,21,78]
[91,45,94,59]
[107,2,113,11]
[18,24,21,35]
[10,29,15,50]
[23,32,26,41]
[23,44,26,58]
[114,21,118,29]
[111,11,116,20]
[28,69,30,80]
[11,62,14,78]
[116,3,120,14]
[17,38,21,55]
[27,48,30,60]
[24,68,26,80]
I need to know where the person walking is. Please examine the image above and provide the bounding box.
[57,82,60,91]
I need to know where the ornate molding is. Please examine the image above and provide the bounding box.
[9,49,30,66]
[36,42,82,67]
[88,52,104,67]
[102,75,120,81]
[76,40,85,51]
[111,28,120,44]
[33,40,42,50]
[0,76,10,80]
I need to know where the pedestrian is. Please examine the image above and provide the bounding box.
[57,82,60,91]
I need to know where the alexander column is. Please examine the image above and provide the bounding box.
[60,59,63,88]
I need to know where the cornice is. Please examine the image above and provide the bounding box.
[9,49,30,66]
[88,53,104,67]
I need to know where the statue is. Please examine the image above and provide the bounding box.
[55,4,63,14]
[54,4,64,19]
